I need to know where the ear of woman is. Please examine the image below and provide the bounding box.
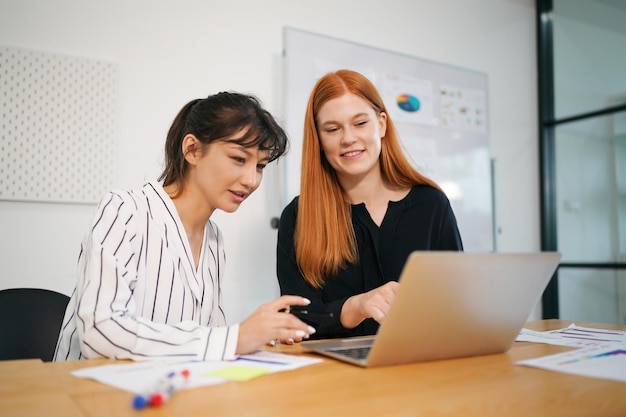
[182,134,203,164]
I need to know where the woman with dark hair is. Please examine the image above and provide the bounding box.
[55,91,315,362]
[277,70,463,339]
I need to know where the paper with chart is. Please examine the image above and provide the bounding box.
[516,323,626,347]
[516,323,626,383]
[517,345,626,383]
[71,351,322,394]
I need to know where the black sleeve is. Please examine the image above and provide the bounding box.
[437,195,464,251]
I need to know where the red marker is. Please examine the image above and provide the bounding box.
[132,369,190,409]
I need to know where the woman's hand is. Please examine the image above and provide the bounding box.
[340,281,400,328]
[236,295,316,355]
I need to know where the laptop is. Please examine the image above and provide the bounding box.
[301,251,561,367]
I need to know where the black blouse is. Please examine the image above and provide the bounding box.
[276,185,463,339]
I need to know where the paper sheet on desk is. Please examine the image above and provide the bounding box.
[71,351,322,394]
[516,323,626,347]
[516,345,626,383]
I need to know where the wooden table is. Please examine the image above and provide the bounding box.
[1,320,625,416]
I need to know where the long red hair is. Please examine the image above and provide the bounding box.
[296,69,441,288]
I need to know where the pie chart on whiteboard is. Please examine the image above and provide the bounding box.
[396,93,420,112]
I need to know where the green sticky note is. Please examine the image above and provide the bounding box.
[206,366,271,382]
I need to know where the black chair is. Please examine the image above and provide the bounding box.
[0,288,70,362]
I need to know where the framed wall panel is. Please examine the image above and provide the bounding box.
[0,45,118,204]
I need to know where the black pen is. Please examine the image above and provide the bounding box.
[280,306,334,321]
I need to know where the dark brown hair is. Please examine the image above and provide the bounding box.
[159,92,288,191]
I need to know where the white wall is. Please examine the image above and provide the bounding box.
[0,0,539,323]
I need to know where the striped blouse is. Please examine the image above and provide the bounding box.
[53,182,239,362]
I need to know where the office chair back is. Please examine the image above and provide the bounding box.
[0,288,70,362]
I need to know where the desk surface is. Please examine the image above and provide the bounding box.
[1,320,625,417]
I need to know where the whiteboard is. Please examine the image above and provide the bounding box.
[282,27,494,252]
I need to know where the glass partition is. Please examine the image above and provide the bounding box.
[555,111,626,324]
[553,0,626,119]
[555,112,625,264]
[538,0,626,323]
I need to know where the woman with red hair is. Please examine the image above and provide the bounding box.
[277,70,463,339]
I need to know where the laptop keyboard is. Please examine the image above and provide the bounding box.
[329,346,371,360]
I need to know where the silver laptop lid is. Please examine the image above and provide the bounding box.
[303,251,561,367]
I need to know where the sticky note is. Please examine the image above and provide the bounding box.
[205,366,270,382]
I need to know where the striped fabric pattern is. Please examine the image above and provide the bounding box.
[54,182,238,362]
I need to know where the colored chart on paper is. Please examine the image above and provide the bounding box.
[517,344,626,383]
[396,93,421,112]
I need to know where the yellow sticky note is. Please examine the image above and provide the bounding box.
[206,366,270,382]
